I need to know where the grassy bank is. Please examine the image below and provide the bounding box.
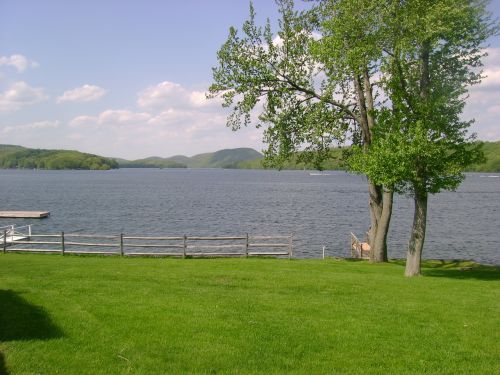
[0,255,498,374]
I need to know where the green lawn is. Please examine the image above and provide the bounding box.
[0,254,498,375]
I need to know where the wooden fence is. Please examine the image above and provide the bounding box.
[2,231,293,259]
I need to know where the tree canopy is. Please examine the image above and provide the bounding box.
[209,0,355,168]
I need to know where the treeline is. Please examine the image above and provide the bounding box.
[0,142,498,171]
[241,142,500,172]
[466,141,500,172]
[237,148,347,170]
[0,146,118,170]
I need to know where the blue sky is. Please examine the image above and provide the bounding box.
[1,0,499,159]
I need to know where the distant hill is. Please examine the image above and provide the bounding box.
[188,148,263,168]
[116,148,264,169]
[0,144,24,153]
[168,155,193,165]
[0,145,118,170]
[1,141,498,172]
[116,156,187,169]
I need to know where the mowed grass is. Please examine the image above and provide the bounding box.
[0,254,498,375]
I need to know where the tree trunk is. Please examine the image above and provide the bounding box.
[355,69,392,263]
[353,74,371,147]
[371,188,393,262]
[363,68,375,130]
[405,189,428,277]
[367,178,382,242]
[404,40,431,277]
[366,179,391,262]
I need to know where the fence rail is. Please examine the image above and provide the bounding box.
[2,230,293,259]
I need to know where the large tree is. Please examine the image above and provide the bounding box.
[210,0,495,272]
[349,0,496,276]
[209,0,394,262]
[310,0,395,261]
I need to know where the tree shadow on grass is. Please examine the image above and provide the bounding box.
[391,259,500,281]
[0,290,63,341]
[0,290,64,375]
[423,265,500,281]
[0,352,7,375]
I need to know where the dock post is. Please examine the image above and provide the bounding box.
[3,230,6,253]
[120,233,124,256]
[245,233,249,258]
[288,233,293,260]
[183,235,187,258]
[61,232,65,255]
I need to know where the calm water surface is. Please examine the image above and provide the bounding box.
[0,169,498,264]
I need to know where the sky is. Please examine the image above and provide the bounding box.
[1,0,499,159]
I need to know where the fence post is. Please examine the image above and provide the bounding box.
[288,233,293,260]
[120,233,124,256]
[28,225,32,240]
[183,235,187,258]
[61,231,65,255]
[3,230,6,253]
[245,233,249,258]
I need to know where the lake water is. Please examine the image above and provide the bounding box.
[0,168,499,264]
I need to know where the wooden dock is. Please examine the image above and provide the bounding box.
[350,232,371,259]
[0,211,50,219]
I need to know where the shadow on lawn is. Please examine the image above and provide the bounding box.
[0,290,63,341]
[0,352,7,375]
[391,259,500,281]
[0,290,64,375]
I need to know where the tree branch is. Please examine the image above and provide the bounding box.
[266,61,361,123]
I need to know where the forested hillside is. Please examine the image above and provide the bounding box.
[1,142,498,171]
[466,141,500,172]
[116,148,263,169]
[240,142,500,172]
[0,145,118,170]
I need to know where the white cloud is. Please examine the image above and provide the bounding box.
[0,54,38,72]
[57,84,106,103]
[268,31,320,50]
[0,81,48,112]
[189,90,211,107]
[64,80,263,158]
[1,120,59,135]
[137,81,219,110]
[463,47,500,140]
[68,115,96,128]
[68,133,84,141]
[479,68,500,88]
[67,107,262,159]
[137,81,183,109]
[70,110,151,127]
[99,109,151,125]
